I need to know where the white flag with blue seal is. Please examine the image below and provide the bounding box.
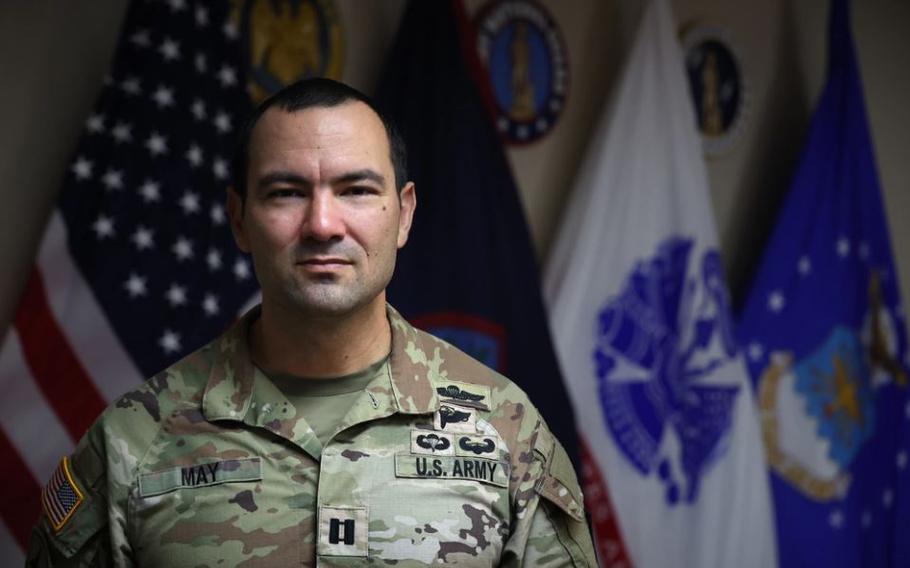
[544,0,777,566]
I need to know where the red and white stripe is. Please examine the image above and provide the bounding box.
[0,212,143,561]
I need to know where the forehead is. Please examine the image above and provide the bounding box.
[248,102,391,172]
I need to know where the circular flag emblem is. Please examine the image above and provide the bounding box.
[236,0,344,104]
[475,0,569,145]
[682,26,748,156]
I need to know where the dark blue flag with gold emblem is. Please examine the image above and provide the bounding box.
[738,0,910,565]
[374,0,579,466]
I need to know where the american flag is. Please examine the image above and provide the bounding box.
[0,0,259,559]
[40,458,84,533]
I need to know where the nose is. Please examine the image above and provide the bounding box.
[301,190,345,242]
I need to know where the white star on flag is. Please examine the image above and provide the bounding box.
[130,29,151,47]
[202,293,220,316]
[179,191,200,214]
[71,157,93,180]
[798,256,812,275]
[131,226,155,250]
[159,38,181,61]
[172,237,194,261]
[213,111,232,133]
[206,248,222,270]
[216,65,237,87]
[111,122,133,143]
[883,489,894,508]
[768,290,786,313]
[152,85,175,108]
[167,0,187,12]
[233,258,251,280]
[897,451,908,470]
[165,284,188,307]
[194,53,207,73]
[195,7,209,26]
[828,509,844,529]
[191,99,207,121]
[837,237,851,257]
[121,76,141,95]
[123,273,148,298]
[186,144,203,167]
[748,342,764,362]
[159,330,182,353]
[210,204,226,225]
[212,157,229,180]
[92,215,115,239]
[145,132,168,156]
[138,180,161,203]
[222,20,239,40]
[86,114,105,133]
[101,169,124,191]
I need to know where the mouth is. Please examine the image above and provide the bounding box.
[297,257,352,271]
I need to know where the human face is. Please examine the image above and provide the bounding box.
[228,102,416,319]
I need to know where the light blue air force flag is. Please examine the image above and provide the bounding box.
[737,0,910,566]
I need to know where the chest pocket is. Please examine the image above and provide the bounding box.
[133,457,314,567]
[346,424,511,566]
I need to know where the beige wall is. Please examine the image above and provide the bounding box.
[0,0,907,339]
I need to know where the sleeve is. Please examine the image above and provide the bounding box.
[501,423,599,567]
[25,428,114,567]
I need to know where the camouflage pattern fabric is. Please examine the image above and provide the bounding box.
[26,305,597,567]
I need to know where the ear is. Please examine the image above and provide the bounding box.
[396,182,417,248]
[227,186,250,253]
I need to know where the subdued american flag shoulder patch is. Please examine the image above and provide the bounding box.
[41,457,85,532]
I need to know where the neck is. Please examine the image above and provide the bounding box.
[251,296,391,378]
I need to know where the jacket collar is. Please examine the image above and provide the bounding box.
[201,304,441,427]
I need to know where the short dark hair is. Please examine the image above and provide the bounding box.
[231,77,407,199]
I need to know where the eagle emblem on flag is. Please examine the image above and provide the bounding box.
[594,236,740,505]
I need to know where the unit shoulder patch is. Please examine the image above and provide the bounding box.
[41,457,85,533]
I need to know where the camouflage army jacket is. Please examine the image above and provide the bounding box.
[27,306,597,567]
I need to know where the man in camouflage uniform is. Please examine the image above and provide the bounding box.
[27,78,598,567]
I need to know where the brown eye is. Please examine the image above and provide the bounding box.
[344,186,372,196]
[270,189,301,199]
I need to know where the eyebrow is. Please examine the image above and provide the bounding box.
[256,171,311,190]
[255,169,385,190]
[330,169,386,186]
